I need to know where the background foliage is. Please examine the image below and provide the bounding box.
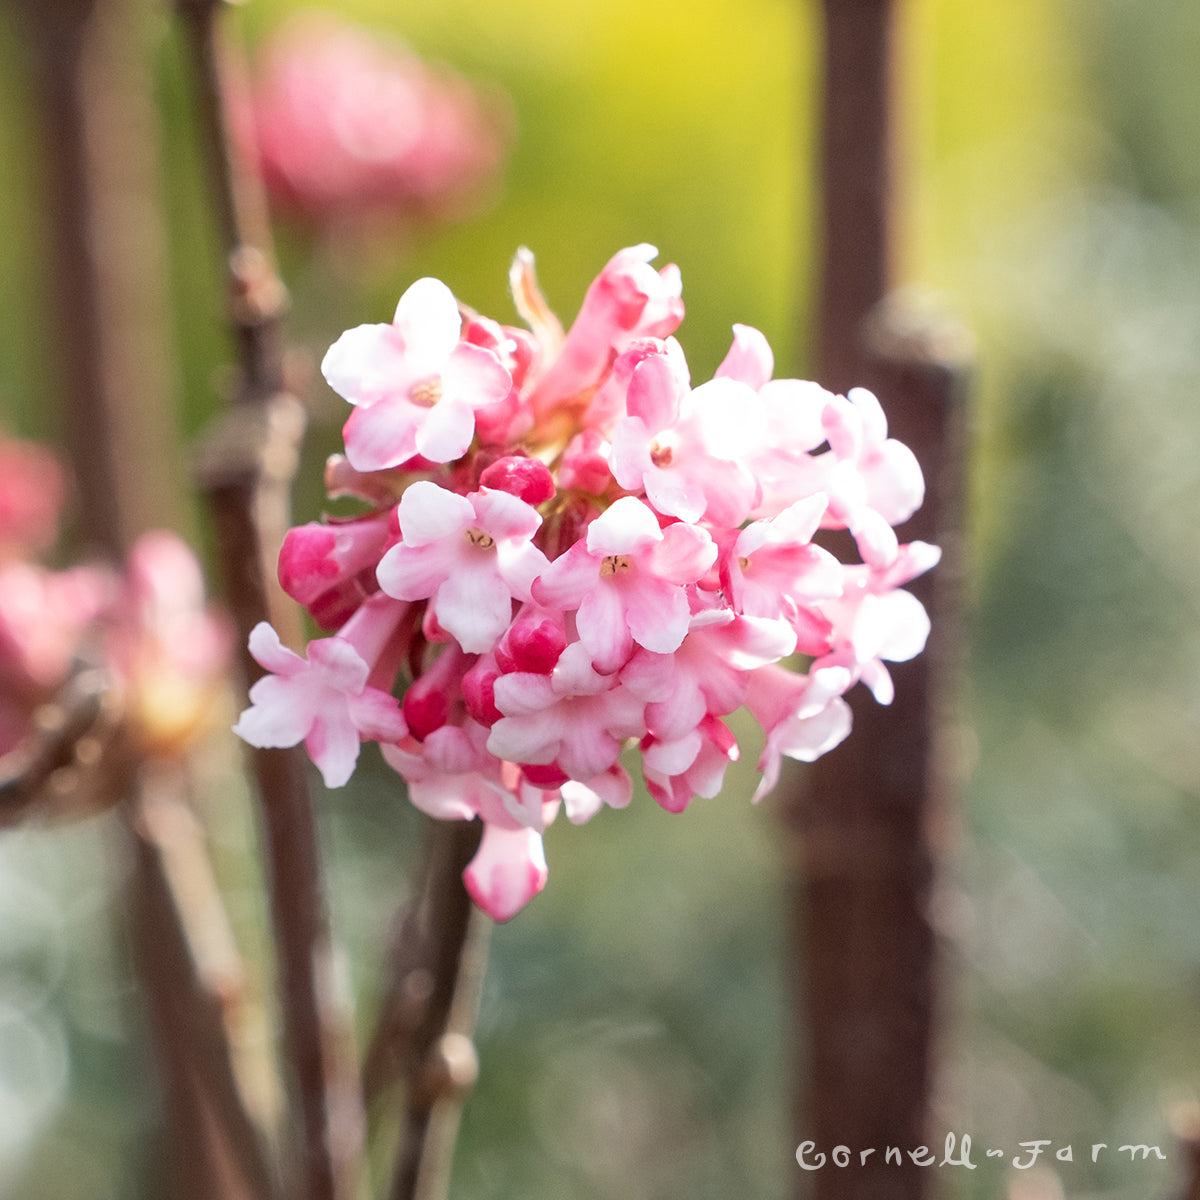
[2,0,1200,1197]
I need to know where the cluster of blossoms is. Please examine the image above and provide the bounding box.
[233,246,939,921]
[240,13,511,229]
[0,430,230,767]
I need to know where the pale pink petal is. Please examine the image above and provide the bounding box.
[376,540,458,603]
[492,671,557,717]
[531,541,595,610]
[625,350,681,430]
[441,342,514,408]
[321,323,401,404]
[872,590,931,663]
[413,398,476,462]
[306,709,361,788]
[643,729,702,777]
[850,508,900,568]
[233,675,315,747]
[714,323,773,390]
[496,540,550,603]
[473,488,543,542]
[463,823,548,922]
[641,461,707,523]
[306,636,371,694]
[577,584,632,673]
[623,576,689,654]
[647,521,716,585]
[864,440,926,525]
[689,378,765,460]
[342,397,419,471]
[561,763,632,824]
[559,781,604,824]
[487,710,560,764]
[347,687,408,742]
[247,621,305,677]
[556,721,623,781]
[846,386,888,445]
[550,641,611,696]
[392,277,463,365]
[860,659,895,705]
[435,562,515,653]
[585,496,662,557]
[397,480,474,545]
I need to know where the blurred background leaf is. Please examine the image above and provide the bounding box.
[2,0,1200,1197]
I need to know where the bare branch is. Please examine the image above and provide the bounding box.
[172,2,365,1197]
[361,819,489,1200]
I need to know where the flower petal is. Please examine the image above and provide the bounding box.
[463,823,548,922]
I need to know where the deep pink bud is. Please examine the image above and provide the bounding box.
[557,430,612,495]
[403,643,470,740]
[279,513,394,630]
[462,657,502,725]
[479,455,555,505]
[494,604,566,674]
[520,762,569,788]
[403,676,449,741]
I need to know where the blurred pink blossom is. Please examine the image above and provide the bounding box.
[241,12,512,229]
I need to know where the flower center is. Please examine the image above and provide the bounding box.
[649,440,674,467]
[410,376,444,407]
[464,527,495,550]
[599,555,632,577]
[738,556,750,571]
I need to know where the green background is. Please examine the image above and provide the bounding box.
[2,0,1200,1196]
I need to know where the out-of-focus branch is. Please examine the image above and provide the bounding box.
[784,3,973,1199]
[785,299,971,1200]
[812,0,897,395]
[129,762,281,1200]
[360,819,488,1200]
[174,3,364,1199]
[1169,1101,1200,1200]
[8,2,281,1196]
[8,0,187,554]
[0,666,115,826]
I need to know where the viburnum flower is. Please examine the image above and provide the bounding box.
[234,245,939,921]
[324,277,513,470]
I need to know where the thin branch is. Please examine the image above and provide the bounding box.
[174,2,364,1198]
[360,819,489,1200]
[0,666,114,826]
[128,762,281,1200]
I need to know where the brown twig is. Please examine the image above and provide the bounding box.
[360,819,488,1200]
[0,665,114,826]
[8,3,279,1197]
[173,2,364,1198]
[128,762,281,1200]
[782,3,973,1198]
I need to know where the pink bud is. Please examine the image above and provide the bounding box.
[479,454,555,505]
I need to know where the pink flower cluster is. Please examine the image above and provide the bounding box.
[234,246,939,921]
[241,13,510,228]
[0,430,231,763]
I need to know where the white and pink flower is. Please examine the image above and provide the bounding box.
[234,245,939,920]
